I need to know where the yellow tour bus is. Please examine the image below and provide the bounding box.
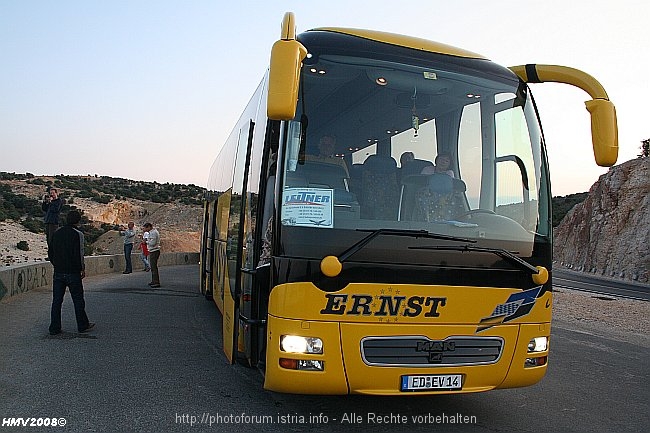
[200,12,618,394]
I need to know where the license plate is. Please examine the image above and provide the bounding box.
[400,374,463,391]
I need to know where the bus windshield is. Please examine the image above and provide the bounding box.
[279,47,549,264]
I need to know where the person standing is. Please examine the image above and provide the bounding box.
[48,210,94,335]
[120,221,136,274]
[143,222,160,288]
[305,135,350,176]
[138,231,150,272]
[42,187,63,257]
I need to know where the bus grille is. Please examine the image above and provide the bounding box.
[361,336,503,367]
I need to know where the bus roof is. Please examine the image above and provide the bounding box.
[311,27,487,60]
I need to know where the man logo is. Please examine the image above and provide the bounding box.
[416,341,456,352]
[416,340,455,364]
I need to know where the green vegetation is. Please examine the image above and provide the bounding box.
[16,241,29,251]
[551,192,588,227]
[0,172,35,181]
[0,183,42,225]
[496,194,589,228]
[21,217,43,233]
[21,173,205,205]
[639,138,649,158]
[1,172,204,207]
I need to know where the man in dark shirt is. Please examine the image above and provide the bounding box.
[48,210,94,335]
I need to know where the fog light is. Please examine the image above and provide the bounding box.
[527,336,548,353]
[279,358,325,371]
[298,359,324,371]
[525,356,547,368]
[280,335,323,354]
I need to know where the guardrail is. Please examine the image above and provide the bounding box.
[0,252,199,302]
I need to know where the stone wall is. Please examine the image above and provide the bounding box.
[0,252,199,301]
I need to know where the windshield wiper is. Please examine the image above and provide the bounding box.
[410,244,540,275]
[337,229,476,262]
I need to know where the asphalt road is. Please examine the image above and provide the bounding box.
[0,265,647,432]
[553,269,650,301]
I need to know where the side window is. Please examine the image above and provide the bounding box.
[227,124,252,269]
[457,102,482,209]
[494,98,538,230]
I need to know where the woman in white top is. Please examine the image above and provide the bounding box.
[420,152,455,178]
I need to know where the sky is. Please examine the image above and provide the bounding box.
[1,0,647,196]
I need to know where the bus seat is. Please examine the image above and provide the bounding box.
[427,173,454,194]
[349,163,363,198]
[299,161,350,191]
[285,170,308,187]
[400,158,434,178]
[361,155,399,220]
[452,177,467,192]
[414,175,467,222]
[398,174,429,221]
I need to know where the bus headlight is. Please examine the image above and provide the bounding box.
[280,335,323,354]
[527,336,548,353]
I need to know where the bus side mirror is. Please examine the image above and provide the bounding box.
[267,40,307,120]
[585,99,618,167]
[267,13,307,120]
[509,64,619,168]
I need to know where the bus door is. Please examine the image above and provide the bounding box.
[200,197,217,300]
[237,120,277,368]
[223,120,256,364]
[199,200,210,295]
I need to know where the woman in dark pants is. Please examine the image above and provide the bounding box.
[143,222,161,288]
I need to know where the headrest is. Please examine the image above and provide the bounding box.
[364,155,397,172]
[427,173,453,194]
[402,159,433,176]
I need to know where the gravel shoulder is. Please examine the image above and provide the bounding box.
[553,287,650,348]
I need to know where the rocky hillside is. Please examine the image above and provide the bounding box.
[554,158,650,283]
[1,174,203,266]
[78,199,202,256]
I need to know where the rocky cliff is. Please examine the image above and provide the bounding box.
[554,158,649,283]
